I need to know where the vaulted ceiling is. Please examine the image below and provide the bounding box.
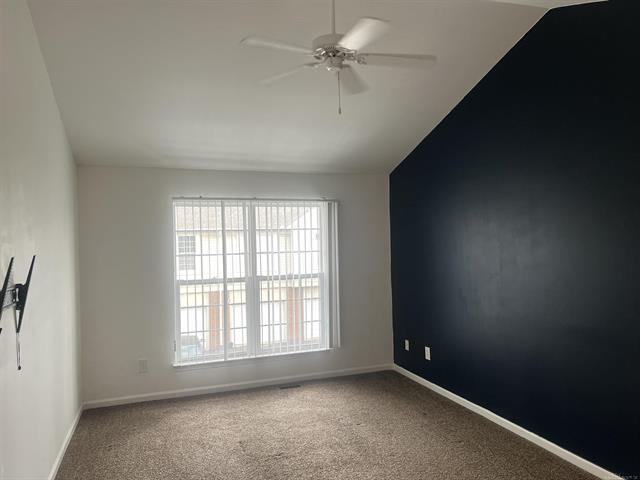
[28,0,602,173]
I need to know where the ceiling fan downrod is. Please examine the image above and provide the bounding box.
[331,0,336,35]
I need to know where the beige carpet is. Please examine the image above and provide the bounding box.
[56,371,596,480]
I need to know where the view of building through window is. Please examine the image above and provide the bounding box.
[173,198,332,364]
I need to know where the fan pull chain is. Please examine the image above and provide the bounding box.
[337,71,342,115]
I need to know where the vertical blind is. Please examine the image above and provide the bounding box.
[173,198,339,364]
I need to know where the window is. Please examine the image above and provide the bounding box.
[172,198,340,365]
[177,235,196,271]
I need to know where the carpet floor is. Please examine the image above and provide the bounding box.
[56,371,597,480]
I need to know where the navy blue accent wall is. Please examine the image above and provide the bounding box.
[390,1,639,476]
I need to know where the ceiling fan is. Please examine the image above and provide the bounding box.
[240,0,437,114]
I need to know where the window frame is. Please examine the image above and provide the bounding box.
[171,197,339,367]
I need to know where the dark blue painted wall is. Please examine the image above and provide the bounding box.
[390,1,639,476]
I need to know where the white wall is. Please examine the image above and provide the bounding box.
[78,165,392,403]
[0,1,81,479]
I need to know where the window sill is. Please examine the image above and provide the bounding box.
[172,348,334,371]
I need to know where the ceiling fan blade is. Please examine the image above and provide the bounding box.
[358,53,437,68]
[259,63,320,85]
[337,17,390,52]
[340,65,369,95]
[240,36,313,55]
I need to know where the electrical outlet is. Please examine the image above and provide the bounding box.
[404,339,410,351]
[424,346,431,361]
[138,358,148,374]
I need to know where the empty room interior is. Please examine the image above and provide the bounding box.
[1,0,638,478]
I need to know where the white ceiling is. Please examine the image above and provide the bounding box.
[26,0,598,173]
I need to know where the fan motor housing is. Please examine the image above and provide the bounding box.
[312,33,344,52]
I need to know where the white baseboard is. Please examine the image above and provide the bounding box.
[48,405,83,480]
[393,364,621,480]
[84,363,394,409]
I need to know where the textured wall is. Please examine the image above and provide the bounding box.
[390,0,639,476]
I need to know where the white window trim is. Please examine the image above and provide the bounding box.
[171,197,340,367]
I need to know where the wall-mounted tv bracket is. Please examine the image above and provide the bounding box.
[0,256,36,370]
[0,257,15,335]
